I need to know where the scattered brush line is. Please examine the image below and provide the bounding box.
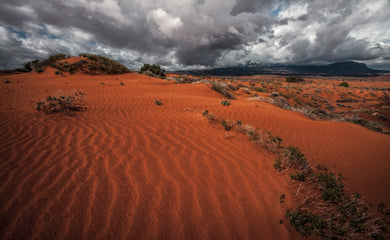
[36,91,86,115]
[209,81,237,99]
[200,109,390,239]
[23,53,131,75]
[249,96,390,134]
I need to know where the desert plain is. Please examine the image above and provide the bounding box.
[1,61,390,239]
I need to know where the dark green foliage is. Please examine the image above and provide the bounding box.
[282,146,308,169]
[316,172,344,203]
[220,99,231,106]
[339,82,349,87]
[210,81,236,99]
[273,158,282,171]
[43,54,67,67]
[155,99,163,105]
[252,86,268,92]
[286,210,329,237]
[24,59,45,72]
[78,54,130,74]
[222,120,232,131]
[236,120,242,125]
[286,76,304,83]
[120,82,125,86]
[140,63,166,78]
[290,172,306,181]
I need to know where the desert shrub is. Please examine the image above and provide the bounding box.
[24,59,45,72]
[286,210,329,237]
[210,81,236,99]
[220,99,231,106]
[222,120,232,131]
[252,86,268,92]
[290,172,306,181]
[120,82,125,86]
[339,82,349,87]
[43,54,67,67]
[36,92,85,115]
[286,76,304,83]
[79,54,130,74]
[4,80,10,84]
[155,99,163,105]
[315,172,344,203]
[140,63,166,78]
[274,158,282,171]
[282,146,308,169]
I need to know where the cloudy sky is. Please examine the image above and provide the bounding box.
[0,0,389,70]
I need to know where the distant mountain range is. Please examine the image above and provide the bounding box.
[175,61,389,76]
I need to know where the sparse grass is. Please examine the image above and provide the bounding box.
[155,99,163,105]
[36,92,85,115]
[220,99,231,106]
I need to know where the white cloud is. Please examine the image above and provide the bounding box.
[148,8,183,38]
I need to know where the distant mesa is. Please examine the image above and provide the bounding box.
[176,61,389,77]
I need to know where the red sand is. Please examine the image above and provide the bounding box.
[1,71,389,239]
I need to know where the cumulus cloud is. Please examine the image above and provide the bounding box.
[148,9,183,38]
[0,0,389,70]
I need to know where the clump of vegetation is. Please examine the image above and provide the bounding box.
[140,63,166,78]
[43,54,68,67]
[155,99,163,105]
[339,81,349,87]
[120,82,125,86]
[251,86,268,92]
[4,80,10,84]
[286,162,389,239]
[221,120,232,131]
[36,92,85,115]
[286,76,305,83]
[315,172,344,203]
[78,54,130,74]
[281,146,309,169]
[24,59,45,73]
[220,99,231,106]
[290,172,306,181]
[210,81,236,100]
[274,158,282,171]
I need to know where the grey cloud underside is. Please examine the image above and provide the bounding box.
[0,0,389,70]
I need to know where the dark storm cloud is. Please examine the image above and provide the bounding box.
[0,0,389,70]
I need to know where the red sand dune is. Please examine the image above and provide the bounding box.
[1,71,389,239]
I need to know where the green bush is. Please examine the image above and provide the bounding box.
[339,82,349,87]
[273,158,282,171]
[286,76,304,83]
[220,99,231,106]
[222,120,232,131]
[155,99,163,105]
[316,172,344,203]
[140,63,166,78]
